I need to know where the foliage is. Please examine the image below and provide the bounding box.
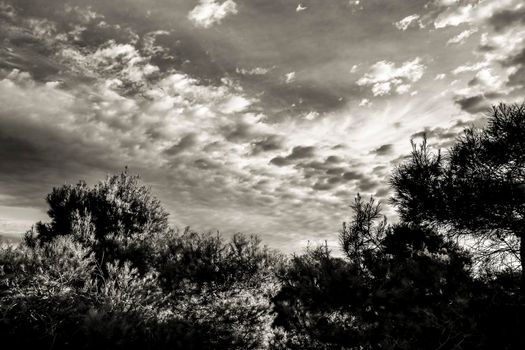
[157,229,280,291]
[157,229,282,349]
[2,171,280,349]
[29,171,171,273]
[272,196,485,349]
[391,103,525,275]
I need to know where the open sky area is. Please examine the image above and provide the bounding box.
[1,0,524,252]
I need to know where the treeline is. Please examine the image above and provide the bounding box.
[1,103,524,349]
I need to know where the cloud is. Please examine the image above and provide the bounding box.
[325,155,342,164]
[447,28,478,45]
[434,4,474,28]
[270,145,316,166]
[433,0,460,6]
[489,6,525,31]
[188,0,238,28]
[296,4,307,12]
[64,5,104,24]
[5,0,515,251]
[372,144,394,156]
[357,57,425,96]
[90,40,159,84]
[359,98,371,107]
[433,0,519,29]
[452,61,488,74]
[468,68,503,88]
[164,133,198,156]
[394,14,421,31]
[288,146,316,160]
[250,134,285,155]
[342,171,363,181]
[357,178,379,192]
[236,67,271,75]
[454,94,489,114]
[285,71,296,84]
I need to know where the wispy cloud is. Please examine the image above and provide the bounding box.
[394,14,421,31]
[447,28,478,45]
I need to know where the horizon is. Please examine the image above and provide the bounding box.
[1,0,524,253]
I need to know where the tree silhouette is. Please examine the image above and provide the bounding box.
[27,170,171,273]
[272,195,479,349]
[392,103,525,288]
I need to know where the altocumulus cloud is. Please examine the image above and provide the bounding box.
[3,0,525,251]
[1,0,400,252]
[357,58,426,96]
[188,0,238,28]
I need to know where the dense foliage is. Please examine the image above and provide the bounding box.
[1,172,280,349]
[392,103,525,277]
[1,103,524,349]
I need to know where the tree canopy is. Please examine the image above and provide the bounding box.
[392,103,525,281]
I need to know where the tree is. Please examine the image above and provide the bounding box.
[4,171,281,349]
[28,170,171,272]
[272,195,478,349]
[391,103,525,288]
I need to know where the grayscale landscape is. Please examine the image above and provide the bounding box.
[0,1,524,349]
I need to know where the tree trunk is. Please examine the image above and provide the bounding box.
[521,232,525,295]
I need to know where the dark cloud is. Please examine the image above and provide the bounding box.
[0,124,116,207]
[224,122,253,142]
[288,146,315,160]
[269,156,290,167]
[372,144,394,156]
[270,145,316,166]
[488,7,525,31]
[342,171,364,181]
[504,47,525,67]
[312,174,348,191]
[250,134,284,155]
[500,47,525,88]
[372,165,388,176]
[507,66,525,87]
[357,178,379,192]
[164,133,197,156]
[326,167,346,175]
[325,155,342,163]
[454,95,489,114]
[312,180,337,191]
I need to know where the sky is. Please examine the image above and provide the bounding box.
[0,0,524,252]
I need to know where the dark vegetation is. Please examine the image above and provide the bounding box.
[1,103,524,349]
